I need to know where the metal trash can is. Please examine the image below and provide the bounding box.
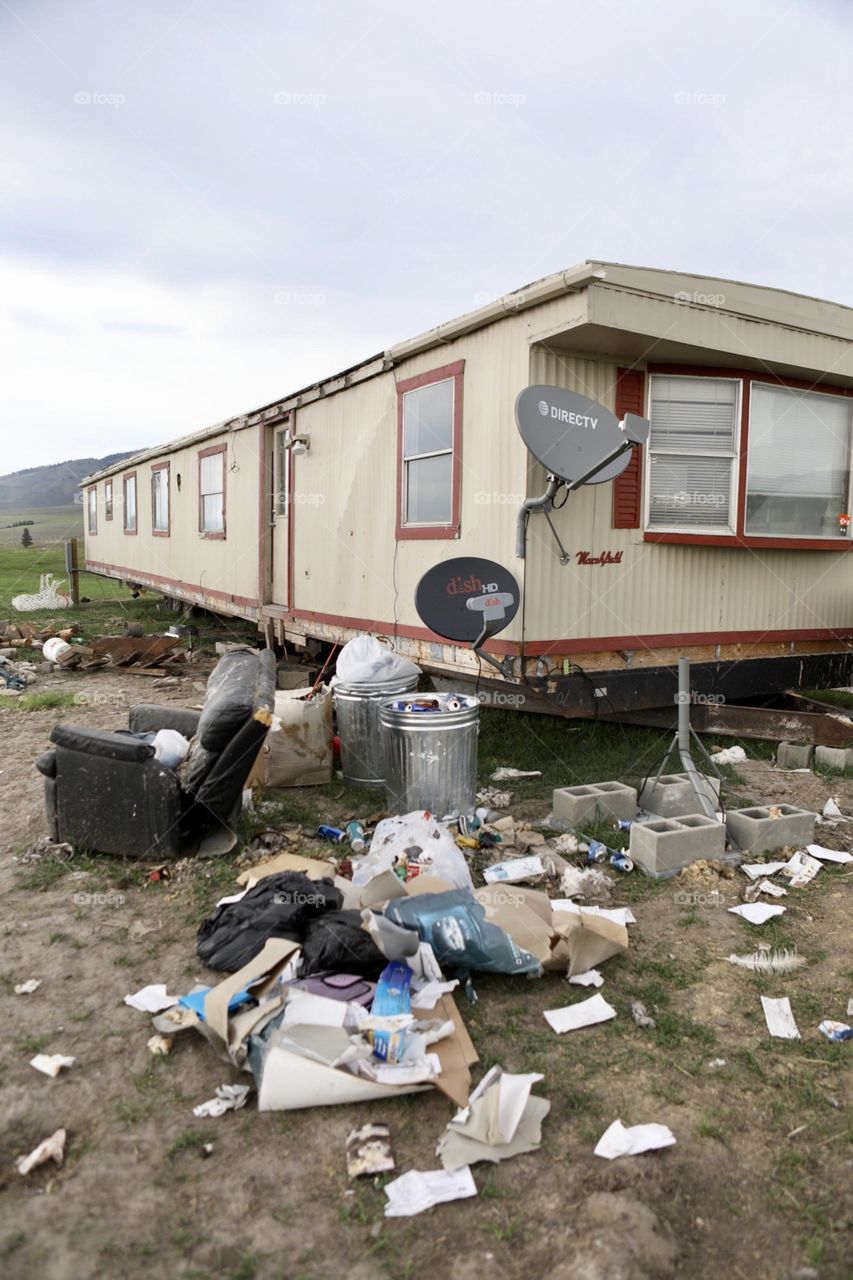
[334,675,420,788]
[379,692,479,818]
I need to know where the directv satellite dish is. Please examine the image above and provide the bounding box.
[515,385,648,484]
[415,557,519,676]
[514,384,651,564]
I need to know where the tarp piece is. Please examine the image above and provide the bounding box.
[384,889,542,978]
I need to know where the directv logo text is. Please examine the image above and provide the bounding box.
[537,400,597,429]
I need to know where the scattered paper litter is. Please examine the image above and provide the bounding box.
[818,1020,852,1043]
[559,865,612,901]
[491,767,542,781]
[740,861,787,880]
[708,1058,727,1069]
[761,996,800,1040]
[543,992,616,1034]
[550,900,637,926]
[30,1053,75,1078]
[17,1128,66,1175]
[568,969,604,988]
[779,851,822,888]
[346,1124,395,1178]
[438,1065,550,1169]
[630,1001,656,1029]
[476,787,512,809]
[823,798,844,819]
[410,977,459,1009]
[383,1166,477,1217]
[847,997,853,1018]
[807,844,853,864]
[15,979,42,995]
[124,984,180,1013]
[728,947,804,974]
[483,855,545,884]
[711,745,746,765]
[728,903,786,925]
[193,1084,251,1118]
[756,879,787,898]
[594,1119,676,1160]
[147,1034,173,1057]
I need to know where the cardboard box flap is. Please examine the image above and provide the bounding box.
[412,992,478,1109]
[204,937,301,1053]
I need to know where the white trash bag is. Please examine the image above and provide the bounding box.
[333,635,421,687]
[353,811,474,891]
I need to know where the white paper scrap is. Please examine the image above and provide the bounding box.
[123,984,179,1013]
[807,844,853,864]
[550,901,637,925]
[383,1166,477,1217]
[847,997,853,1018]
[483,856,545,884]
[543,993,616,1034]
[192,1083,251,1118]
[491,768,541,782]
[594,1119,676,1159]
[728,903,786,925]
[30,1053,75,1077]
[761,996,800,1040]
[568,969,604,988]
[410,978,459,1010]
[281,992,350,1028]
[740,862,787,881]
[15,979,42,995]
[780,851,822,888]
[757,880,787,898]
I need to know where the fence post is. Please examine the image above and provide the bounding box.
[64,538,80,606]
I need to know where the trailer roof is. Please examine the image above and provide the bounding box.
[84,259,853,482]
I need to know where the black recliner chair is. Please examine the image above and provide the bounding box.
[36,648,276,859]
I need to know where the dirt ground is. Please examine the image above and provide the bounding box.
[1,667,851,1280]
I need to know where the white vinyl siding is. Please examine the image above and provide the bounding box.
[646,376,739,532]
[199,451,225,533]
[746,383,853,538]
[402,378,454,525]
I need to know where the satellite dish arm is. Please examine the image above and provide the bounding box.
[472,617,515,678]
[515,474,561,559]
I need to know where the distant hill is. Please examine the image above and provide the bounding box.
[0,452,144,510]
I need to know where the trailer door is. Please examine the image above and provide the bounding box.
[271,423,290,607]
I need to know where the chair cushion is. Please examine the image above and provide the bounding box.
[50,723,155,764]
[195,650,264,753]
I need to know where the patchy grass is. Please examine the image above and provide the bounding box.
[0,691,81,712]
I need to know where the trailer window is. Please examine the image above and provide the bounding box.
[199,447,226,536]
[87,488,97,534]
[745,383,852,538]
[645,376,739,533]
[123,473,137,533]
[397,361,463,538]
[152,464,170,534]
[104,478,113,520]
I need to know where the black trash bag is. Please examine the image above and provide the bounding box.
[300,910,387,979]
[196,871,343,972]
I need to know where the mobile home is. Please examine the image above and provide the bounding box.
[83,261,853,718]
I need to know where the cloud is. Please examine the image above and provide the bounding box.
[1,0,852,471]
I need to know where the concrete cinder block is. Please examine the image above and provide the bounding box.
[629,813,727,877]
[776,741,815,769]
[638,772,720,818]
[552,781,638,827]
[725,805,815,854]
[814,745,853,771]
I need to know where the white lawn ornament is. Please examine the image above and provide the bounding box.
[11,574,72,612]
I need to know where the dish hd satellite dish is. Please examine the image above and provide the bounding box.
[415,556,519,676]
[515,384,649,485]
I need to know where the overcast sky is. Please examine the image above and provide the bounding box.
[2,0,852,474]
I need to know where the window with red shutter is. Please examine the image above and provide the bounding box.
[612,368,645,528]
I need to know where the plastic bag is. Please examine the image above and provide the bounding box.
[333,635,421,686]
[152,728,190,770]
[383,889,542,978]
[352,811,474,892]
